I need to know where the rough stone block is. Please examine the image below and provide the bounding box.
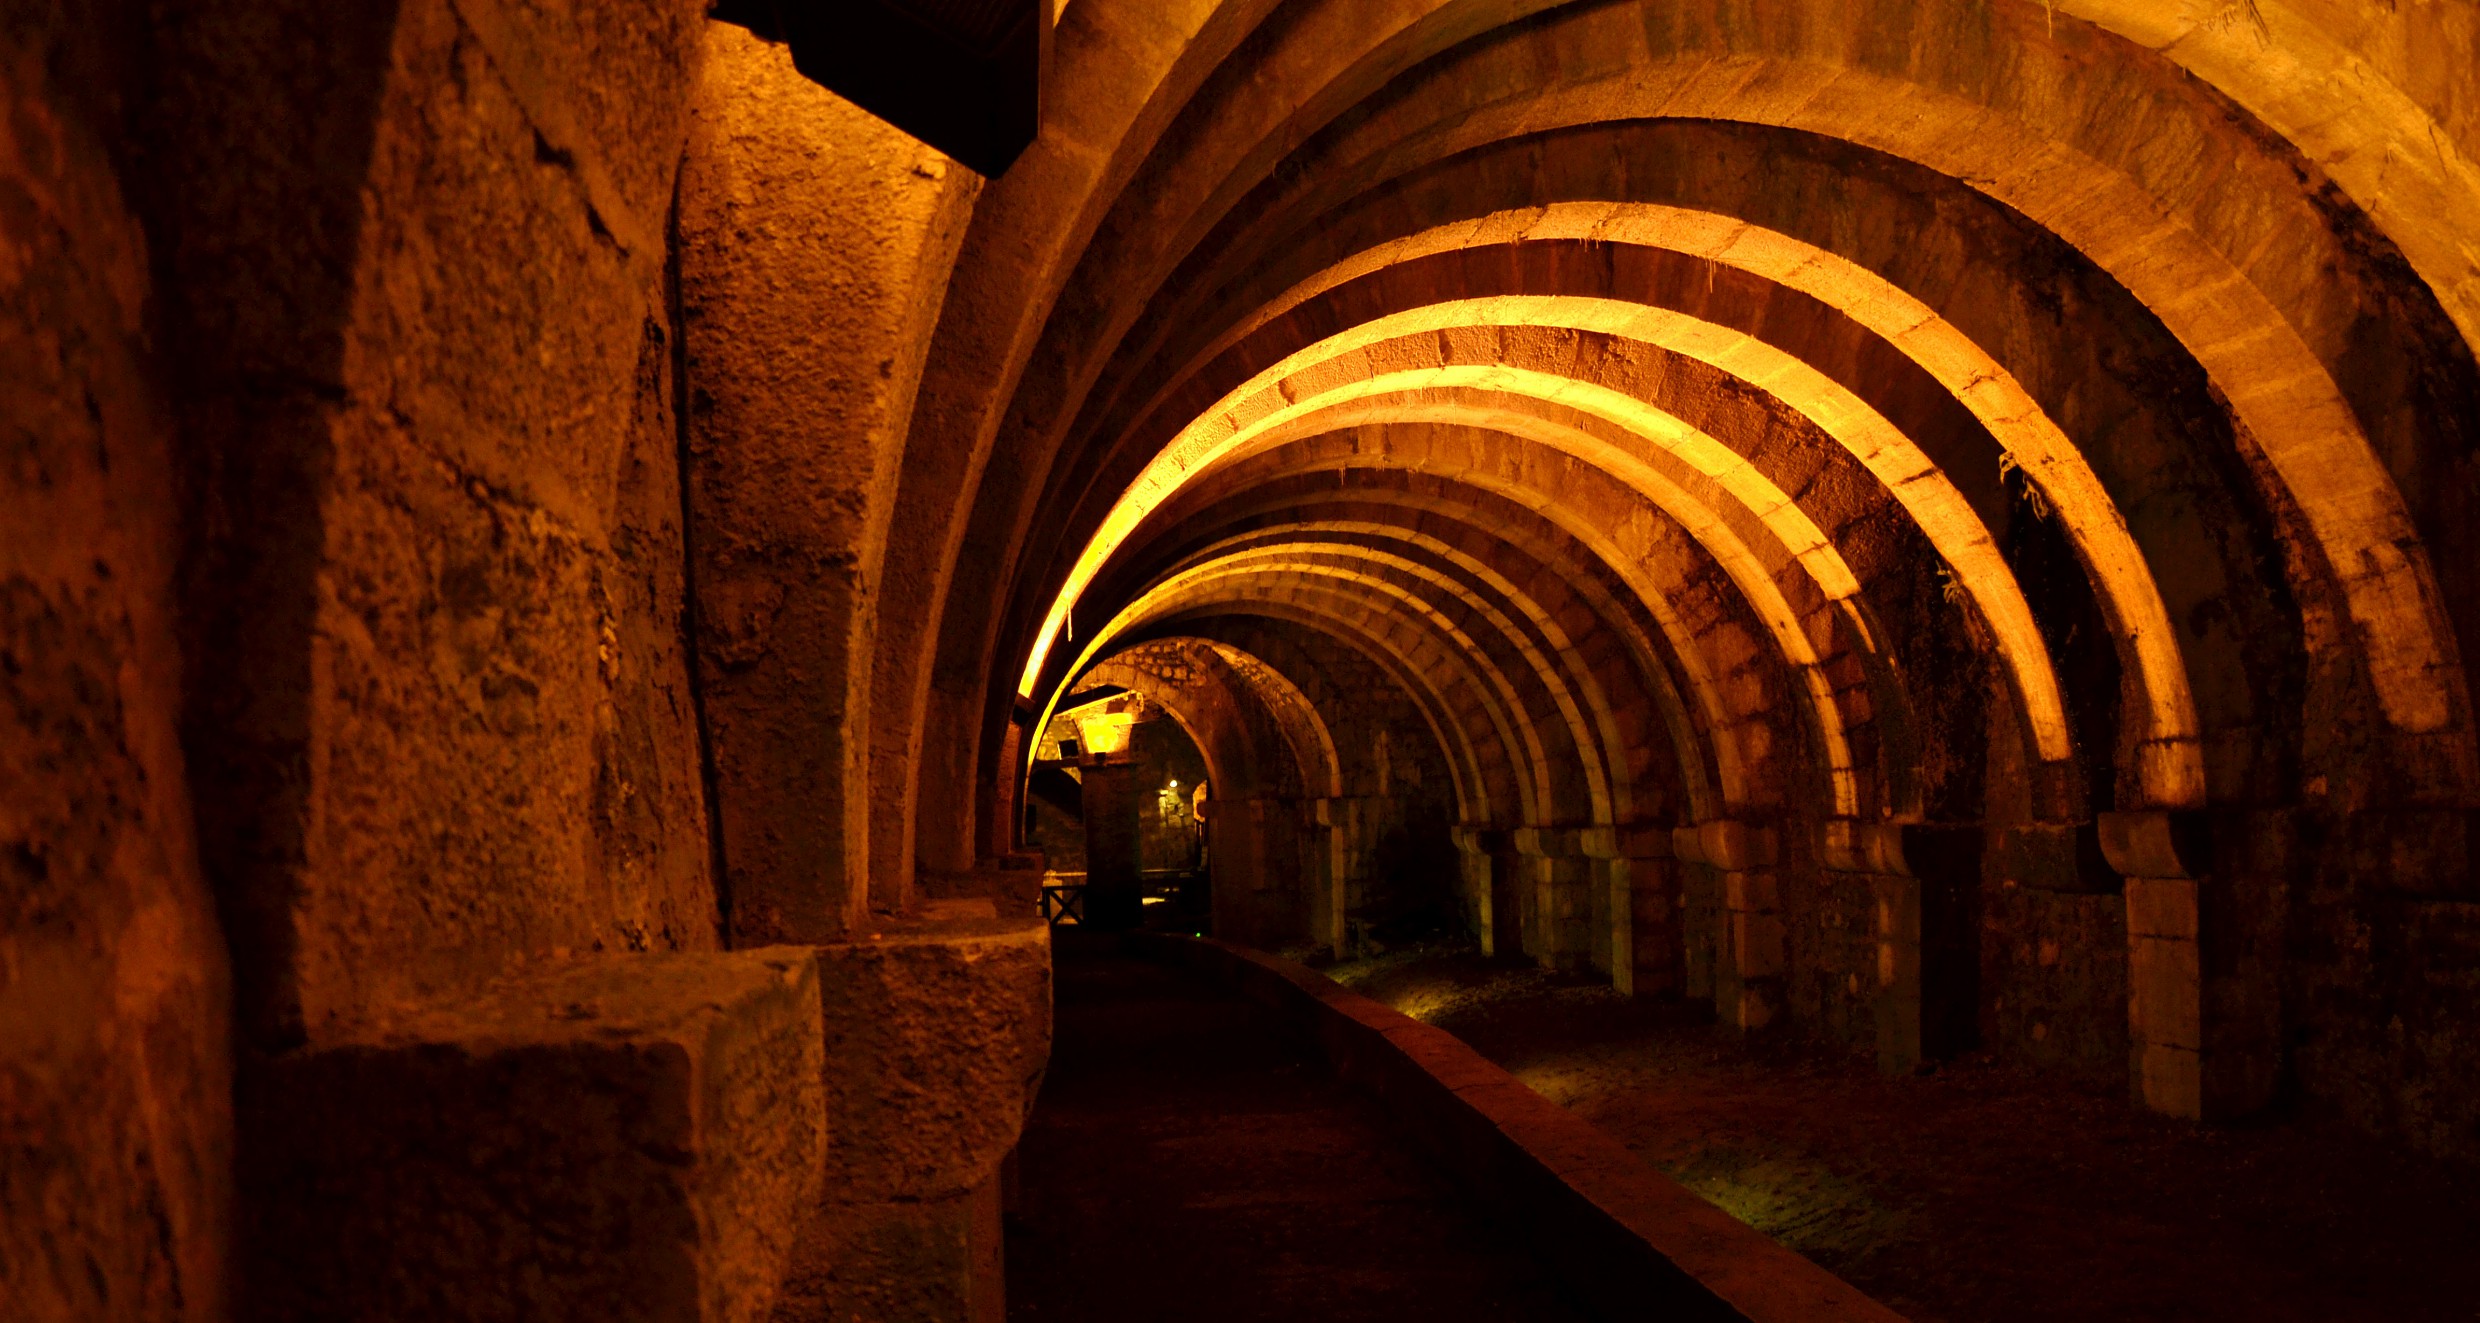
[2125,876,2200,940]
[2129,933,2203,1051]
[1731,911,1788,979]
[771,1178,1003,1323]
[811,911,1049,1199]
[239,948,828,1323]
[774,910,1050,1323]
[2136,1041,2203,1121]
[1723,868,1780,913]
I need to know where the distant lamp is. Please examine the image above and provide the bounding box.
[1076,711,1136,757]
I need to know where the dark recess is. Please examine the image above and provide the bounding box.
[707,0,1049,177]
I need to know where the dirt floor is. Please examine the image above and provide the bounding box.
[1318,942,2480,1323]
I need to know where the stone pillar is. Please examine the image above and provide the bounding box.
[239,950,830,1323]
[2102,811,2205,1118]
[1312,796,1360,958]
[2101,809,2278,1121]
[1821,819,1983,1075]
[1681,820,1781,1031]
[1825,822,1923,1072]
[1582,830,1630,989]
[1510,828,1597,971]
[1592,823,1680,998]
[1872,870,1925,1072]
[1081,759,1145,932]
[774,909,1051,1323]
[1451,826,1498,953]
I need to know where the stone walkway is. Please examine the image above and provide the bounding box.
[1005,949,1592,1322]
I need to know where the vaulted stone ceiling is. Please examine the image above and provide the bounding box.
[889,0,2480,1140]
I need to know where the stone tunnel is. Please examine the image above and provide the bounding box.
[7,0,2480,1319]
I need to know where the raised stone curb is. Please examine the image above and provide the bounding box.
[1127,933,1907,1323]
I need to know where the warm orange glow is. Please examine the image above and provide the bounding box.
[1298,57,2459,749]
[1032,556,1572,824]
[1021,295,2073,808]
[1075,709,1136,756]
[1223,204,2209,802]
[1166,537,1623,821]
[1196,478,1732,823]
[1198,640,1344,799]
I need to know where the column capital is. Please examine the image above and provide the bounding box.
[1818,819,1908,875]
[1675,818,1777,870]
[2098,810,2212,879]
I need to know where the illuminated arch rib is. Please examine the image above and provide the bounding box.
[1115,427,1860,822]
[1043,550,1671,832]
[1202,204,2208,793]
[1163,22,2464,747]
[1150,476,1728,824]
[1030,321,2043,815]
[1074,571,1546,825]
[1163,531,1635,824]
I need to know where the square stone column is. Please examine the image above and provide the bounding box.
[2102,810,2283,1122]
[1679,820,1781,1031]
[1585,823,1680,997]
[239,949,829,1323]
[1312,796,1363,958]
[1819,819,1984,1075]
[1450,826,1498,953]
[2103,812,2210,1119]
[2124,873,2204,1118]
[772,905,1052,1323]
[1511,828,1596,971]
[1079,758,1146,932]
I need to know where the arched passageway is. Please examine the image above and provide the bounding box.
[9,1,2480,1321]
[984,0,2480,1142]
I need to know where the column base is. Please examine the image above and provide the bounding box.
[771,1168,1005,1323]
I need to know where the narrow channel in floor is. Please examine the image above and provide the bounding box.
[1004,945,1593,1322]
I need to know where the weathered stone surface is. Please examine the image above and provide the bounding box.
[148,0,723,1049]
[811,912,1050,1202]
[14,1,2480,1315]
[771,1178,1004,1323]
[679,24,981,942]
[1,11,233,1319]
[239,947,827,1323]
[773,911,1050,1322]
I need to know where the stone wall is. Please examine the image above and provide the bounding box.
[677,26,979,940]
[1,7,232,1315]
[148,0,722,1048]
